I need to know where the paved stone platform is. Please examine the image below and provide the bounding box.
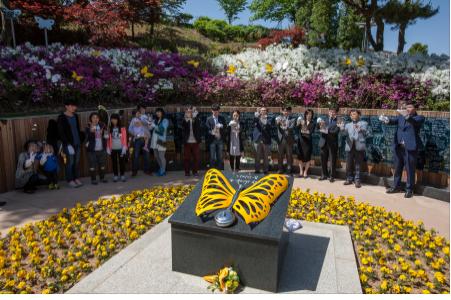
[67,218,361,294]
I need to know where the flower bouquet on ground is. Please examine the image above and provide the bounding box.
[203,266,240,293]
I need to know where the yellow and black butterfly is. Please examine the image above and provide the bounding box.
[195,169,289,225]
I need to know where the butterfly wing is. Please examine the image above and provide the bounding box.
[232,174,288,224]
[195,169,236,217]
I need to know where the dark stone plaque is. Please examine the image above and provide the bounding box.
[168,171,294,292]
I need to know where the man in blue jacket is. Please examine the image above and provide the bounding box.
[379,102,425,198]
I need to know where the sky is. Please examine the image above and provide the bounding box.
[182,0,450,55]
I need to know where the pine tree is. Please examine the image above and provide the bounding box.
[337,3,364,50]
[308,0,338,48]
[382,0,438,54]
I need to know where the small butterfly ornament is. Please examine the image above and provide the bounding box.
[195,169,289,227]
[34,16,55,30]
[1,8,21,19]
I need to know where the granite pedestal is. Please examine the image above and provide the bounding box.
[168,171,294,292]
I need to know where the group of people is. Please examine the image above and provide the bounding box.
[15,100,424,199]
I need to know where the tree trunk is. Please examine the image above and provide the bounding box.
[131,21,135,40]
[374,15,384,51]
[397,22,407,54]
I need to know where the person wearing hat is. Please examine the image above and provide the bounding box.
[379,101,425,198]
[317,104,341,182]
[57,99,85,188]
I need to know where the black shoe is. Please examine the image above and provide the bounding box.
[91,180,98,185]
[329,177,335,183]
[355,182,362,188]
[297,174,304,178]
[24,189,35,194]
[131,171,137,177]
[263,171,269,175]
[319,176,328,181]
[404,191,413,198]
[255,170,262,174]
[193,172,200,177]
[185,173,190,177]
[386,187,404,194]
[343,180,353,185]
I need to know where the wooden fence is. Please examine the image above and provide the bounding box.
[0,106,449,193]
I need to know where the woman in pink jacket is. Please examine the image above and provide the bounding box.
[106,114,128,182]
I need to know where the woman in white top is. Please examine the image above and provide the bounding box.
[150,107,169,176]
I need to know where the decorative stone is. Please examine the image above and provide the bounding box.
[169,171,294,292]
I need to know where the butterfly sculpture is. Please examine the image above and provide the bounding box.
[34,16,55,30]
[195,169,289,225]
[1,8,21,19]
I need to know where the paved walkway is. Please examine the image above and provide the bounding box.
[0,171,449,239]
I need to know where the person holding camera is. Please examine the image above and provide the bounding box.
[252,107,272,174]
[182,106,201,176]
[317,105,341,182]
[205,104,226,170]
[339,109,368,188]
[379,102,425,198]
[275,106,296,174]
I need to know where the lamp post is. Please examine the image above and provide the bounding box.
[356,21,376,52]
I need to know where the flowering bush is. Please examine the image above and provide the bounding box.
[257,26,305,49]
[0,186,448,294]
[194,72,435,109]
[212,44,449,101]
[0,43,207,112]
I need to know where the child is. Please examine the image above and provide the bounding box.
[128,110,151,176]
[38,143,59,189]
[107,114,128,182]
[85,112,108,185]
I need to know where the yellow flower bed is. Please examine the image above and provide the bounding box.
[0,186,449,294]
[288,189,450,294]
[0,186,191,294]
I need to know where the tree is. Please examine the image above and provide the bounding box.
[308,0,339,48]
[295,0,313,31]
[408,42,428,55]
[337,3,364,49]
[217,0,246,24]
[123,0,161,40]
[342,0,388,51]
[382,0,438,54]
[64,1,129,46]
[249,0,303,24]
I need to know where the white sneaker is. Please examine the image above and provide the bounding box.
[68,181,78,188]
[75,179,83,187]
[113,176,119,182]
[121,176,126,182]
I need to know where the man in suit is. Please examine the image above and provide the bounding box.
[380,102,425,198]
[252,107,272,174]
[205,104,226,170]
[318,105,341,182]
[275,106,296,174]
[339,109,368,188]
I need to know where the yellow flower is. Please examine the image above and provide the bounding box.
[443,246,449,256]
[422,290,431,294]
[71,71,83,82]
[403,286,412,293]
[394,244,401,252]
[345,57,352,65]
[426,282,435,289]
[265,63,273,74]
[226,64,236,75]
[398,274,407,281]
[17,281,26,290]
[360,274,368,283]
[414,259,422,266]
[392,284,400,293]
[357,56,365,66]
[91,50,102,58]
[434,272,446,284]
[140,66,154,78]
[380,280,388,291]
[187,60,199,68]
